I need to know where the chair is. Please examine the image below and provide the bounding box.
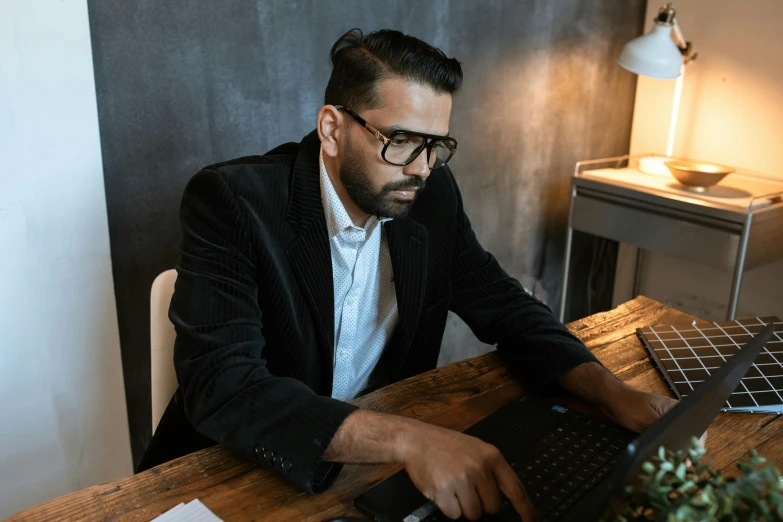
[150,269,178,434]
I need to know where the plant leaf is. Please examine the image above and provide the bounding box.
[621,445,783,522]
[675,462,686,481]
[677,480,696,493]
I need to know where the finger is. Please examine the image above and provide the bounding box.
[454,479,484,521]
[493,461,538,521]
[474,473,502,514]
[655,396,679,416]
[433,491,462,521]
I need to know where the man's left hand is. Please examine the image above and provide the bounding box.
[559,363,679,434]
[606,386,707,452]
[559,362,707,450]
[606,387,678,433]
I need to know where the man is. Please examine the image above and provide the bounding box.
[141,29,677,520]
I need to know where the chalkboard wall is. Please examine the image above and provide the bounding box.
[87,0,645,467]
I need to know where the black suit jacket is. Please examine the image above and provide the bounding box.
[140,130,598,493]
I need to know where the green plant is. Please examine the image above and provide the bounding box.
[605,438,783,522]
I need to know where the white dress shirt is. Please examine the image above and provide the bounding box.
[319,148,398,401]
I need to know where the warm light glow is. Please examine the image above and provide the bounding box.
[666,65,685,157]
[639,155,673,176]
[637,65,685,177]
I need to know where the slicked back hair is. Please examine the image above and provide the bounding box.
[324,28,463,112]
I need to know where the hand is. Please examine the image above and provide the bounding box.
[398,421,537,521]
[558,363,680,435]
[607,387,708,451]
[607,387,678,433]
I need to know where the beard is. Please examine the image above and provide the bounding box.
[339,137,426,219]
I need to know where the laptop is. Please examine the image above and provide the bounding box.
[354,324,775,522]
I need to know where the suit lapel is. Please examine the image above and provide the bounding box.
[286,131,336,394]
[384,217,429,382]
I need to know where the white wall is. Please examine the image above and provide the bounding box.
[0,0,132,517]
[615,0,783,320]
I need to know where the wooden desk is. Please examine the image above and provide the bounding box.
[9,297,783,521]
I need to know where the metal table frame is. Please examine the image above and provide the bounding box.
[558,155,783,322]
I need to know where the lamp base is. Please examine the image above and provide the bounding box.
[637,155,674,176]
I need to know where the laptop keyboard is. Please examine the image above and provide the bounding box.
[509,411,633,520]
[421,409,634,522]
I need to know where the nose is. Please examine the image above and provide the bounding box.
[401,146,431,180]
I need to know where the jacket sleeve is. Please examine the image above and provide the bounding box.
[445,170,599,391]
[169,168,358,493]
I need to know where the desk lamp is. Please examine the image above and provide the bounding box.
[619,2,697,176]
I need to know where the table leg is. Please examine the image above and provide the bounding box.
[559,185,577,322]
[632,247,645,298]
[727,214,753,320]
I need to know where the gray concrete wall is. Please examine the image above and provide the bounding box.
[87,0,646,466]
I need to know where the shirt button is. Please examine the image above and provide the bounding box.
[346,297,355,306]
[340,350,348,357]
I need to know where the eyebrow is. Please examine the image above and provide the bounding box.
[380,125,451,138]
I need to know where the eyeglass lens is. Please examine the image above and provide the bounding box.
[384,133,455,168]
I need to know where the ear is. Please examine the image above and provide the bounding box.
[317,105,343,158]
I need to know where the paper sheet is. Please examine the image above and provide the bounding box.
[151,499,223,522]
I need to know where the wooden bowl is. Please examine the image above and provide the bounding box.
[664,159,735,192]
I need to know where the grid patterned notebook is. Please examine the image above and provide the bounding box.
[637,317,783,414]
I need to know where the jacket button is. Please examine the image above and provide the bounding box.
[273,455,283,466]
[281,459,292,473]
[254,444,265,455]
[263,449,274,461]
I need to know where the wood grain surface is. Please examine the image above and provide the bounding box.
[8,297,783,521]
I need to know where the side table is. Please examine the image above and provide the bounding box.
[559,155,783,321]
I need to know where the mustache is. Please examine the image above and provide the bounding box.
[383,177,426,193]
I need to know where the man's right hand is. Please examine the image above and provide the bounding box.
[398,421,537,521]
[322,409,536,520]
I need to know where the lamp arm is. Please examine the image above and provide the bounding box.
[656,4,697,64]
[672,17,698,63]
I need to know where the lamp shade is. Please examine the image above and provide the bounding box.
[618,23,682,79]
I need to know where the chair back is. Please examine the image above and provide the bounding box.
[150,269,178,434]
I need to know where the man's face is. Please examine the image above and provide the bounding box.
[339,78,452,219]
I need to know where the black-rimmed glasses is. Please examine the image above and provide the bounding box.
[335,105,457,169]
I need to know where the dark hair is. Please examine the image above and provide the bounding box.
[324,28,463,111]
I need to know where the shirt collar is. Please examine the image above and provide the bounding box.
[319,147,392,241]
